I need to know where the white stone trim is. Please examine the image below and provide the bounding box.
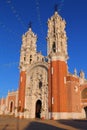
[21,76,22,82]
[24,113,30,118]
[51,55,66,61]
[49,112,86,120]
[19,112,24,118]
[64,77,66,84]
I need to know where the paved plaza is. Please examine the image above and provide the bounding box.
[0,116,87,130]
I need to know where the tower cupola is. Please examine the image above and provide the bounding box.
[19,28,37,71]
[47,11,68,62]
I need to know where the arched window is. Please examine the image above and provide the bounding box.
[30,55,32,63]
[53,19,55,33]
[30,55,32,58]
[39,81,42,89]
[24,56,26,61]
[81,88,87,99]
[52,42,56,52]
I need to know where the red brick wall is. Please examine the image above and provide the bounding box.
[18,71,26,112]
[48,62,52,112]
[66,76,81,112]
[50,60,67,112]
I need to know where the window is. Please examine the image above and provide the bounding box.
[30,55,32,63]
[30,59,32,63]
[39,81,42,89]
[81,88,87,99]
[53,19,55,33]
[52,42,56,52]
[24,56,26,61]
[30,55,32,58]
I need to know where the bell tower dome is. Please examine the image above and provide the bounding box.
[47,11,69,119]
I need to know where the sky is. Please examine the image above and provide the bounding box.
[0,0,87,98]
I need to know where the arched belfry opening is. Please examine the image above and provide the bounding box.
[10,101,14,112]
[35,100,42,118]
[39,81,42,89]
[52,42,56,52]
[84,106,87,118]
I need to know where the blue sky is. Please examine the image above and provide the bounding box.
[0,0,87,98]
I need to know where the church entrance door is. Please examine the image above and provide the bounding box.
[35,100,42,118]
[10,101,13,112]
[84,106,87,118]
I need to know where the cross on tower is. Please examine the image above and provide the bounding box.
[28,21,32,29]
[54,4,58,12]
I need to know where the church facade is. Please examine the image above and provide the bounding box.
[0,11,87,120]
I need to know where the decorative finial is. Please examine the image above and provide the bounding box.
[74,68,77,76]
[80,70,85,79]
[54,4,58,12]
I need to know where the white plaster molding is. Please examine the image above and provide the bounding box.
[51,55,67,61]
[49,112,86,119]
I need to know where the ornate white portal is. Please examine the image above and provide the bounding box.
[24,63,48,119]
